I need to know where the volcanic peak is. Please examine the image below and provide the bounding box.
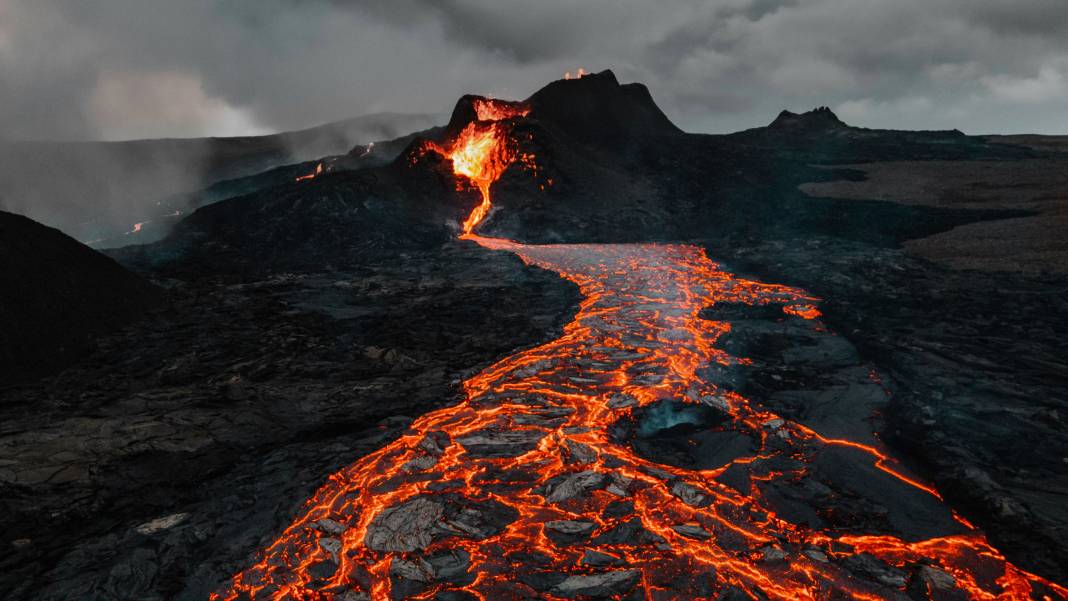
[521,69,682,141]
[442,69,682,144]
[768,106,849,131]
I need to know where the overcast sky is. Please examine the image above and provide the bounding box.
[2,0,1067,141]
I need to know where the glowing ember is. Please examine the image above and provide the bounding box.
[564,67,588,80]
[472,98,530,122]
[296,162,323,182]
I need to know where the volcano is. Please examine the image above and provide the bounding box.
[0,113,442,248]
[196,72,1064,601]
[767,106,849,131]
[2,71,1067,601]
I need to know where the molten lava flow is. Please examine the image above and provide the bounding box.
[564,67,588,80]
[472,98,530,122]
[429,122,512,234]
[296,162,323,182]
[213,100,1066,601]
[213,234,1066,600]
[424,99,529,235]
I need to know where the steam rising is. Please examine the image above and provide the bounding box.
[3,0,1068,144]
[0,113,441,245]
[635,401,710,438]
[1,0,1066,243]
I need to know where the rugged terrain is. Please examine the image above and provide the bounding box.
[0,112,440,246]
[0,241,578,599]
[465,73,1068,583]
[800,158,1068,273]
[1,70,1065,598]
[712,236,1068,582]
[0,210,161,380]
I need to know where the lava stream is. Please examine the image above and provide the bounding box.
[213,235,1064,600]
[297,162,324,182]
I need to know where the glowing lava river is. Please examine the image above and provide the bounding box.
[213,235,1066,600]
[215,102,1067,600]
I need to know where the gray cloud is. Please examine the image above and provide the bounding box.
[1,0,1067,141]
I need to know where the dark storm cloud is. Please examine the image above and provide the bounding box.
[332,0,598,63]
[963,0,1068,36]
[1,0,1067,141]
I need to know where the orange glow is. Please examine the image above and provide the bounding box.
[564,67,588,80]
[429,122,514,234]
[213,95,1067,601]
[295,162,323,182]
[424,98,529,234]
[783,303,820,319]
[472,97,529,122]
[212,233,1066,600]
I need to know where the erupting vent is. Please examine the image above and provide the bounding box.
[425,99,530,235]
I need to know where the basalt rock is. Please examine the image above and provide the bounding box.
[550,570,642,598]
[365,496,443,552]
[0,240,579,600]
[457,428,547,458]
[0,210,160,380]
[4,69,1068,599]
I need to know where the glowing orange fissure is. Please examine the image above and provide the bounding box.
[424,98,530,235]
[213,98,1067,601]
[296,162,324,182]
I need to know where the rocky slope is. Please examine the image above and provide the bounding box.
[0,112,441,245]
[0,210,160,381]
[471,73,1033,246]
[109,152,477,276]
[711,236,1068,582]
[0,241,578,599]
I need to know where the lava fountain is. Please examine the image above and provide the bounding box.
[213,94,1067,601]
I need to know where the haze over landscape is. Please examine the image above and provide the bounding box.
[3,0,1068,141]
[1,2,1067,601]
